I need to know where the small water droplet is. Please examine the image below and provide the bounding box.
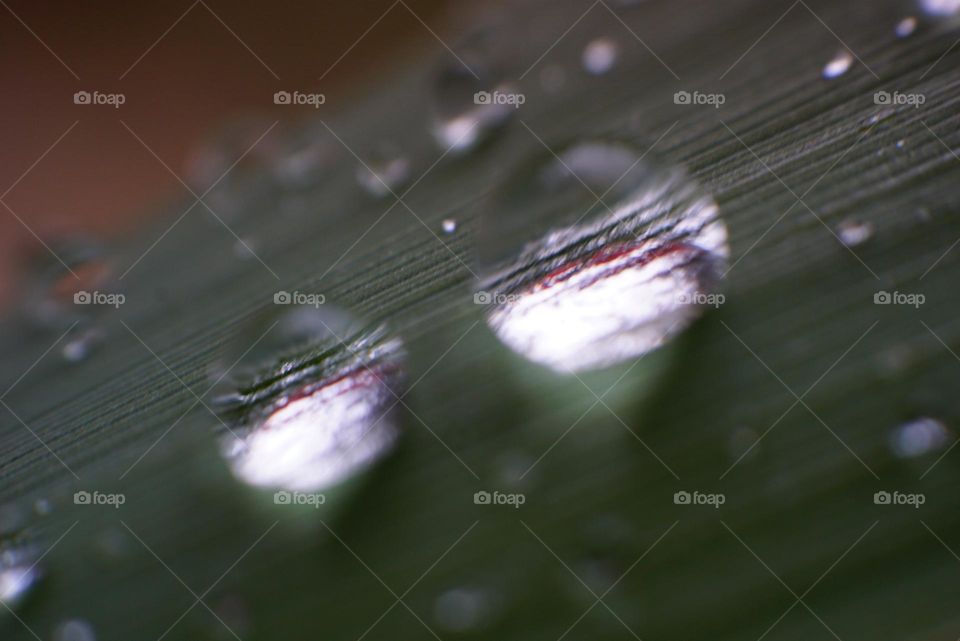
[33,499,52,516]
[54,619,97,641]
[214,306,405,493]
[728,426,761,462]
[920,0,960,17]
[896,139,906,149]
[889,417,950,458]
[822,50,853,78]
[896,16,918,37]
[582,37,619,75]
[433,587,490,632]
[0,535,41,609]
[232,238,259,261]
[441,219,458,234]
[432,31,519,153]
[476,140,729,373]
[356,146,411,197]
[61,327,105,363]
[836,218,876,247]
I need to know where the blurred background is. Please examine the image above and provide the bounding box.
[0,0,458,307]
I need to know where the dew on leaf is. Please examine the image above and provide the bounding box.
[475,139,729,373]
[822,50,853,78]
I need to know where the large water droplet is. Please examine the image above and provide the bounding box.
[475,140,728,373]
[213,306,405,493]
[822,50,853,78]
[889,417,950,458]
[432,31,519,153]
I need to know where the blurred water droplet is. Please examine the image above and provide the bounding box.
[272,130,332,188]
[836,218,876,247]
[356,146,411,197]
[895,16,918,36]
[61,327,105,363]
[728,426,761,462]
[896,139,906,149]
[890,417,950,458]
[441,219,458,234]
[184,116,281,192]
[432,31,519,153]
[233,238,258,261]
[33,499,52,516]
[476,140,729,373]
[214,306,405,493]
[822,50,853,78]
[582,37,619,75]
[23,238,117,331]
[920,0,960,17]
[54,619,97,641]
[433,587,490,632]
[0,535,40,609]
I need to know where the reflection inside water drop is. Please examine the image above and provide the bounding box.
[475,139,729,373]
[214,306,405,493]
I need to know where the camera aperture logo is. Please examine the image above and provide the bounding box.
[74,90,126,108]
[474,90,525,108]
[674,490,725,509]
[473,490,525,509]
[274,290,326,307]
[874,90,925,108]
[274,490,326,508]
[74,290,125,308]
[674,90,725,109]
[74,490,125,509]
[274,90,325,109]
[874,490,924,508]
[473,291,520,305]
[874,290,924,308]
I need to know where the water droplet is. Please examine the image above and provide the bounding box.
[356,146,411,197]
[920,0,960,17]
[54,619,97,641]
[0,535,40,609]
[214,306,405,493]
[476,140,729,373]
[896,16,918,37]
[822,50,853,78]
[433,587,491,632]
[432,31,519,153]
[890,417,950,458]
[33,499,52,516]
[582,37,619,75]
[232,238,258,261]
[896,139,906,149]
[272,129,332,187]
[836,218,876,247]
[61,327,105,363]
[441,219,458,234]
[23,238,117,331]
